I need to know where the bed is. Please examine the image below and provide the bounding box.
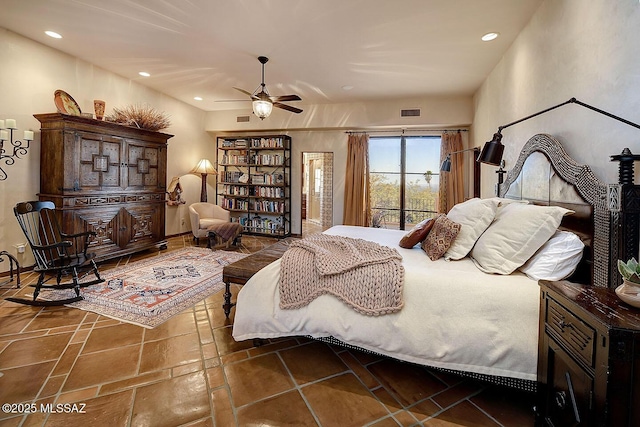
[232,134,619,391]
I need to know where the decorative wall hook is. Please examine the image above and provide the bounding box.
[0,119,34,181]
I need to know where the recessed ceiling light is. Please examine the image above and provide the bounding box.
[481,32,499,42]
[45,31,62,39]
[342,85,354,91]
[194,96,203,101]
[139,71,151,77]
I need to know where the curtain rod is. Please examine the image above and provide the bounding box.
[345,128,469,134]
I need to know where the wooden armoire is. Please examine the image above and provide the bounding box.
[35,113,172,261]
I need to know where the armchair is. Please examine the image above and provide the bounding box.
[189,202,231,244]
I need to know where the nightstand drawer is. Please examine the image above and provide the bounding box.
[545,298,595,367]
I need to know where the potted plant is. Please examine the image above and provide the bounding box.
[618,257,640,287]
[616,257,640,308]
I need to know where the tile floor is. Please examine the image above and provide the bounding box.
[0,233,536,427]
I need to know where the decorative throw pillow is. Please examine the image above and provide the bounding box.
[421,215,461,261]
[519,230,585,281]
[444,198,499,260]
[470,203,573,274]
[399,216,439,248]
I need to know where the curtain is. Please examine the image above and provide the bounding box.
[343,133,370,226]
[438,131,464,213]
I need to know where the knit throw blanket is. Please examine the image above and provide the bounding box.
[279,234,404,316]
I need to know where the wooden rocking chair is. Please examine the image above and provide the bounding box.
[6,201,104,306]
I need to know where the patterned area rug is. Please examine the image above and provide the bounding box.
[53,248,246,328]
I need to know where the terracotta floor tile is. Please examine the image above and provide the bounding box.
[236,390,319,426]
[370,417,403,427]
[0,361,55,406]
[62,344,141,391]
[211,387,236,427]
[24,307,87,331]
[131,371,210,427]
[279,341,348,385]
[143,311,197,342]
[206,365,225,389]
[40,375,65,398]
[0,312,34,335]
[213,325,254,355]
[139,332,201,373]
[424,400,501,426]
[99,369,171,395]
[51,343,82,376]
[368,359,448,406]
[225,353,295,407]
[0,332,72,368]
[82,322,143,354]
[339,350,381,389]
[57,386,99,403]
[432,380,485,409]
[301,372,389,427]
[470,386,536,427]
[44,389,134,427]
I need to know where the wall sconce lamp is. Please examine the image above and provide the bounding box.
[440,147,481,172]
[190,159,217,202]
[0,119,34,181]
[478,97,640,166]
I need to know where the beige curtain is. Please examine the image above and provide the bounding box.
[343,133,370,226]
[438,131,464,213]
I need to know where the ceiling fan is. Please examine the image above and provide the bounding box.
[232,56,303,120]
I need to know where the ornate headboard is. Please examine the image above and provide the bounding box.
[497,134,614,288]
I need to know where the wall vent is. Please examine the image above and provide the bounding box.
[236,115,250,123]
[400,109,421,117]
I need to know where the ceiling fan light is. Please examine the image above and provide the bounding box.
[253,99,273,120]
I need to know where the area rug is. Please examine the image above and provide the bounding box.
[50,248,247,328]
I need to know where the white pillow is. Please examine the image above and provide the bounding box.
[444,198,499,260]
[519,231,585,281]
[470,203,573,274]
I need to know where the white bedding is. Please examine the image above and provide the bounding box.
[232,225,540,381]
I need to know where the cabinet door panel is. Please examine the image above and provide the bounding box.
[72,206,120,253]
[78,132,123,189]
[126,141,162,190]
[545,341,593,426]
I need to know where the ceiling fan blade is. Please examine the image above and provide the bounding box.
[270,94,302,102]
[233,87,258,99]
[215,99,250,102]
[273,102,303,114]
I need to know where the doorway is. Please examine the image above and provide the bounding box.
[301,152,333,235]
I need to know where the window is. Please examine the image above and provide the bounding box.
[369,136,440,230]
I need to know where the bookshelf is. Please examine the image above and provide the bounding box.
[216,135,291,237]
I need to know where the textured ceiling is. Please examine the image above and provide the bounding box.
[0,0,542,111]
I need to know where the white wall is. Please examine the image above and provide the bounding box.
[472,0,640,197]
[0,29,215,271]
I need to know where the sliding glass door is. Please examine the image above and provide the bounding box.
[369,136,440,230]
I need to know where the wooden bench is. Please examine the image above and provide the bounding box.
[222,237,298,318]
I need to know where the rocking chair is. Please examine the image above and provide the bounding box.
[6,201,105,306]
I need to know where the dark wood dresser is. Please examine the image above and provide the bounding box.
[537,280,640,426]
[35,113,172,261]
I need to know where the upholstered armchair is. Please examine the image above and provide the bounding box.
[189,202,231,244]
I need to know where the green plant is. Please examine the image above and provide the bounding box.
[618,257,640,284]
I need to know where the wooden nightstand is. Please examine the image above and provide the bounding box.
[537,280,640,426]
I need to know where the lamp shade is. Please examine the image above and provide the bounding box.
[440,155,452,172]
[253,99,273,120]
[477,133,505,166]
[190,159,217,175]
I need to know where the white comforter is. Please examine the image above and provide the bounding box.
[232,225,540,381]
